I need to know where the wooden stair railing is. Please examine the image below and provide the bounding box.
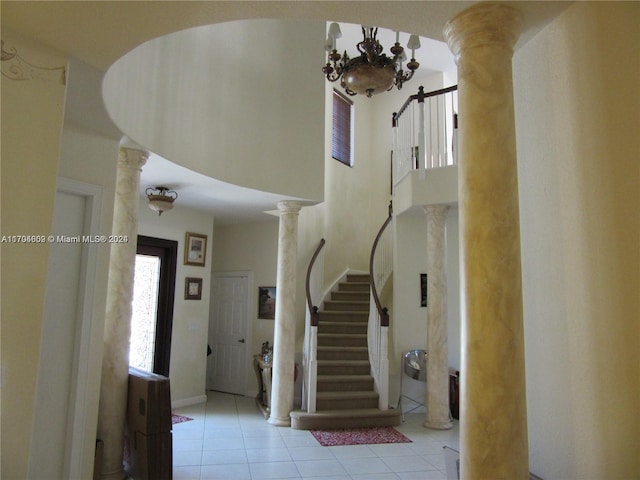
[306,238,326,327]
[368,202,394,410]
[369,202,393,327]
[303,238,325,413]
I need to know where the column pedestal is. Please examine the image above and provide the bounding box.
[444,3,529,479]
[268,200,302,427]
[97,147,147,480]
[424,204,452,430]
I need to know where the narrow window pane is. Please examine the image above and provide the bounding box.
[332,90,354,166]
[130,254,161,372]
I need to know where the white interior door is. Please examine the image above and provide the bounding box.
[207,273,249,395]
[29,179,101,480]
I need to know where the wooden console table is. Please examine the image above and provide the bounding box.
[253,355,272,419]
[253,355,299,420]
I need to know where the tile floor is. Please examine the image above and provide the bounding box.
[172,391,459,480]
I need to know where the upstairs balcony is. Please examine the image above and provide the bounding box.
[392,85,459,214]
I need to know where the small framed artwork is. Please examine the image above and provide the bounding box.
[184,232,207,266]
[420,273,428,307]
[185,277,203,300]
[258,286,276,320]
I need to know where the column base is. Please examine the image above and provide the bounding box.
[268,415,291,427]
[424,419,453,430]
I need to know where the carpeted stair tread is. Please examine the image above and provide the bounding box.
[318,321,368,334]
[331,291,370,301]
[318,333,367,347]
[338,282,370,292]
[317,346,368,361]
[317,374,374,391]
[317,374,373,382]
[292,408,398,419]
[324,301,370,312]
[317,346,368,352]
[316,391,378,399]
[318,333,367,339]
[318,311,368,322]
[317,359,370,366]
[290,408,402,430]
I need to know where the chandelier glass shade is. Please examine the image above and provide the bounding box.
[323,24,421,97]
[146,186,178,216]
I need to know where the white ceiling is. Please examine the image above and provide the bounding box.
[141,153,305,224]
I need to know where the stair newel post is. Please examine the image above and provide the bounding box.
[378,307,390,410]
[308,307,319,413]
[417,85,427,171]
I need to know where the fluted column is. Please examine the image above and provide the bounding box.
[268,200,302,426]
[444,3,528,479]
[97,147,147,480]
[424,204,452,430]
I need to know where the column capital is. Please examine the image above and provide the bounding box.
[118,147,148,170]
[277,200,302,215]
[444,2,522,60]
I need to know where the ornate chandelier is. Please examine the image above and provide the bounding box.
[322,23,421,98]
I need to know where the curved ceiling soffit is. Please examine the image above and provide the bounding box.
[103,18,326,206]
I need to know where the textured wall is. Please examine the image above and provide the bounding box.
[514,2,640,478]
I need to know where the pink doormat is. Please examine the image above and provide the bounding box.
[311,426,412,446]
[171,413,193,425]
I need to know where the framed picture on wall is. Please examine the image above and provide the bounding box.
[258,286,276,320]
[420,273,428,307]
[184,232,207,266]
[185,277,202,300]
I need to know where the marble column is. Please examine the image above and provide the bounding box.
[424,204,452,430]
[268,200,302,426]
[444,3,528,479]
[97,147,147,480]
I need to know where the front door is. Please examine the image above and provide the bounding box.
[207,273,249,394]
[130,235,177,376]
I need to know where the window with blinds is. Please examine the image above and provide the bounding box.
[332,90,354,167]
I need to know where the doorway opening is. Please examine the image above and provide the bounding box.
[130,235,178,376]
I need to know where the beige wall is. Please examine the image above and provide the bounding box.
[514,2,640,478]
[211,219,279,395]
[0,30,68,480]
[137,200,214,405]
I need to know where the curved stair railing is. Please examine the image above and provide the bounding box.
[368,202,394,410]
[302,238,325,413]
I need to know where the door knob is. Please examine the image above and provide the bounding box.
[238,338,245,343]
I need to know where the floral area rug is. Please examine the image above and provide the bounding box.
[310,426,412,446]
[171,413,193,425]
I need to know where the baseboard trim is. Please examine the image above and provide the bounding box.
[172,394,207,409]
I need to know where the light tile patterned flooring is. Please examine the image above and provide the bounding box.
[172,391,459,480]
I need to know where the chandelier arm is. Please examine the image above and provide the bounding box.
[325,70,342,83]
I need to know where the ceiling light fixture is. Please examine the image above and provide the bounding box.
[322,24,421,98]
[146,186,178,216]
